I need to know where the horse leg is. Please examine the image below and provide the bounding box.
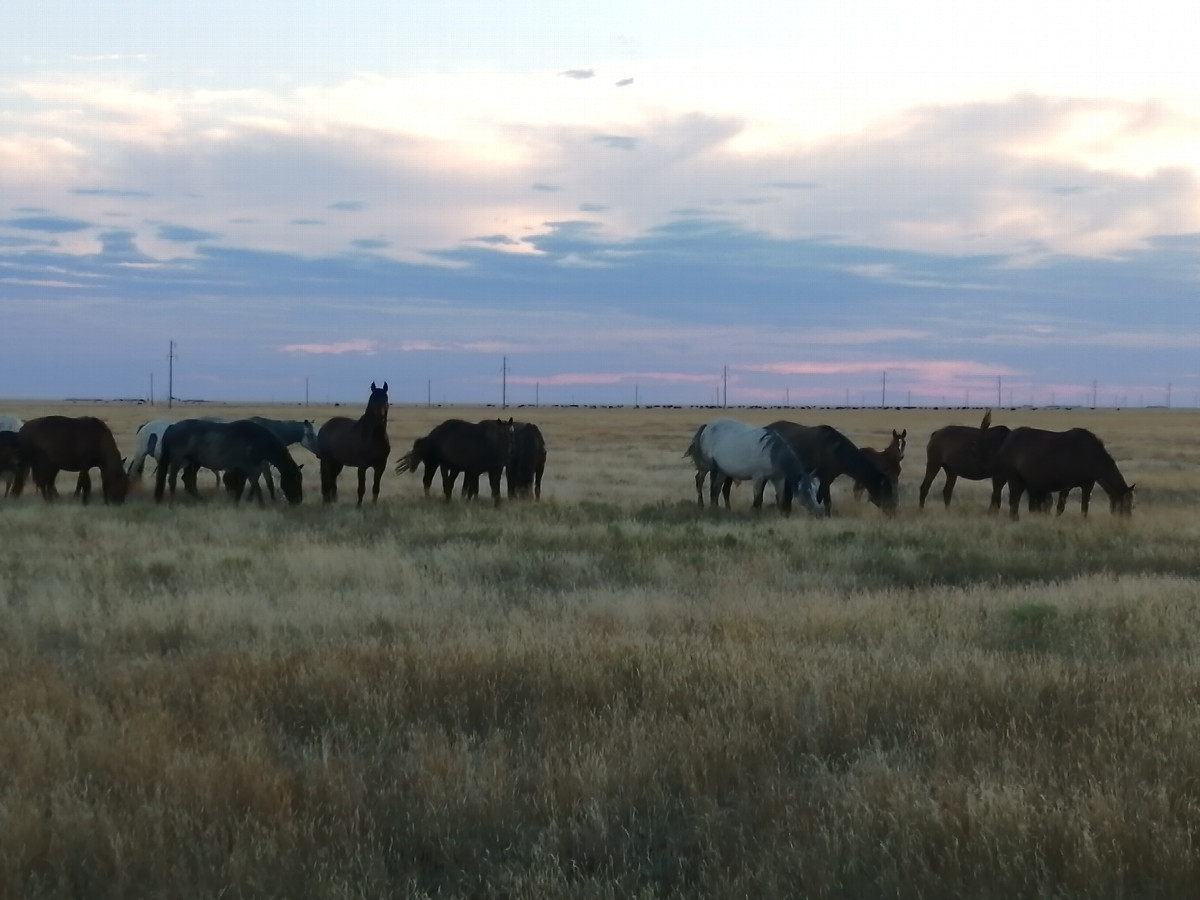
[1079,482,1094,517]
[370,463,384,504]
[708,467,723,509]
[694,469,706,507]
[918,464,940,509]
[1007,477,1025,521]
[183,463,203,501]
[442,468,459,502]
[941,473,958,508]
[355,466,368,506]
[534,462,543,501]
[73,470,91,505]
[489,467,503,507]
[422,464,436,497]
[721,477,732,508]
[263,466,277,502]
[751,477,766,510]
[989,477,1005,513]
[320,458,341,502]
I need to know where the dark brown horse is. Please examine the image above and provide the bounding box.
[394,418,514,506]
[854,428,905,501]
[507,422,546,500]
[317,381,390,505]
[11,416,130,504]
[989,426,1134,520]
[917,410,1011,509]
[767,421,896,515]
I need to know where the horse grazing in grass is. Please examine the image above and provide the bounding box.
[989,426,1134,520]
[155,419,303,506]
[245,417,318,455]
[917,410,1012,510]
[685,418,823,517]
[11,416,130,504]
[768,421,896,516]
[317,381,390,505]
[507,422,546,500]
[854,428,905,502]
[395,418,515,506]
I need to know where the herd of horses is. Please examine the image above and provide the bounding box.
[0,389,1134,520]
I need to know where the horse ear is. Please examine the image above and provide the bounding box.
[382,381,388,392]
[297,463,304,471]
[371,381,377,391]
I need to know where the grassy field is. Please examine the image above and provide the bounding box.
[2,400,1199,898]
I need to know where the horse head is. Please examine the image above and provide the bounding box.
[301,420,319,455]
[367,381,389,423]
[1112,484,1136,516]
[892,429,907,460]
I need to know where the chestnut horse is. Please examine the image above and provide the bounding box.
[989,426,1134,520]
[11,416,130,504]
[317,381,390,505]
[854,428,905,501]
[917,411,1011,510]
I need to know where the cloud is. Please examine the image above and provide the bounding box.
[616,78,634,88]
[157,224,220,242]
[278,339,380,355]
[4,215,92,232]
[329,200,365,211]
[560,69,595,80]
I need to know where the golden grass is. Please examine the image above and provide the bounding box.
[2,401,1199,898]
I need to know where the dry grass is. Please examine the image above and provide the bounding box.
[2,401,1199,898]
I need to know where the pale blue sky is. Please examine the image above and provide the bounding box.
[2,1,1197,404]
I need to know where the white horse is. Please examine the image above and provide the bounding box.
[686,418,824,516]
[0,416,23,496]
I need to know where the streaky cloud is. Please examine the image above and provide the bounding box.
[5,216,92,233]
[72,188,152,198]
[279,339,380,355]
[329,200,366,211]
[593,134,638,150]
[560,69,595,80]
[157,224,220,243]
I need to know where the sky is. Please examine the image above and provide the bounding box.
[2,0,1198,407]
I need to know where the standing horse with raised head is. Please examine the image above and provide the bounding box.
[317,382,390,505]
[854,428,905,502]
[688,419,823,517]
[768,421,897,516]
[154,419,303,506]
[989,426,1134,520]
[11,416,130,504]
[917,410,1012,509]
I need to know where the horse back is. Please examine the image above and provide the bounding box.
[19,415,121,472]
[999,426,1115,489]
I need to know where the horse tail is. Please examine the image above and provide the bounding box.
[683,425,705,460]
[979,409,993,433]
[9,457,29,498]
[393,450,415,474]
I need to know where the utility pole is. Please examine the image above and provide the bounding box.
[535,383,539,408]
[997,376,1002,407]
[634,384,639,408]
[1167,383,1172,408]
[149,372,154,406]
[1092,379,1098,408]
[881,371,887,407]
[502,356,508,409]
[427,379,431,408]
[305,377,310,406]
[167,340,176,408]
[722,365,728,408]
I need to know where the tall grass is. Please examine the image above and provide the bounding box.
[1,402,1198,898]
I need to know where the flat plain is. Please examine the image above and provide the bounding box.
[2,400,1199,899]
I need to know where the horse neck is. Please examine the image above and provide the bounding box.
[1096,461,1129,498]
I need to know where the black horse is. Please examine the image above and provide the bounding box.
[767,421,896,516]
[395,418,514,506]
[155,419,303,506]
[0,430,21,497]
[507,422,546,500]
[12,416,130,505]
[317,381,390,505]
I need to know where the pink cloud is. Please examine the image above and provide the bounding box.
[508,371,718,387]
[279,339,379,355]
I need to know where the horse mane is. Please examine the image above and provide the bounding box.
[761,429,808,479]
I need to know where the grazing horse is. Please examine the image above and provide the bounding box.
[317,381,390,505]
[246,417,319,455]
[854,428,906,501]
[686,418,823,517]
[917,410,1012,509]
[394,418,515,506]
[11,416,130,504]
[768,421,897,516]
[126,418,230,486]
[155,419,303,506]
[507,422,547,500]
[989,426,1134,520]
